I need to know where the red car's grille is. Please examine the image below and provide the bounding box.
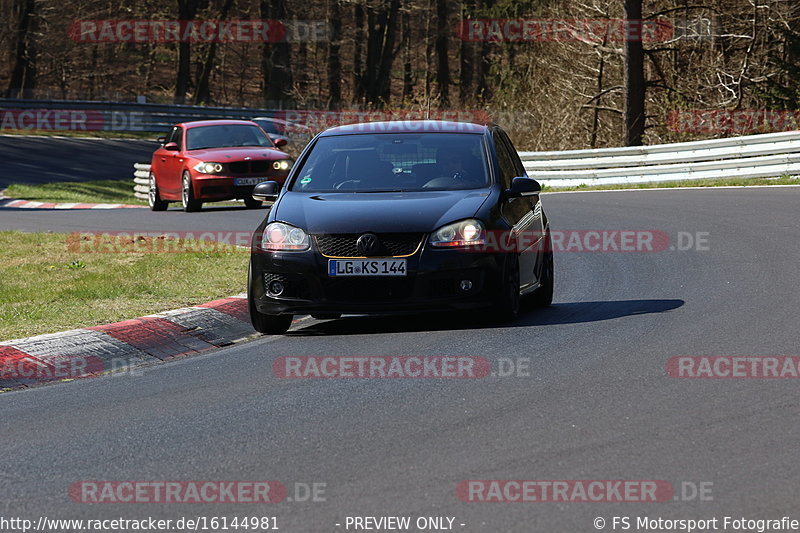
[227,161,272,175]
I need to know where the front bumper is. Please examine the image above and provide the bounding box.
[191,174,285,200]
[250,242,505,316]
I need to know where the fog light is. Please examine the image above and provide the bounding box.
[459,279,473,291]
[268,280,285,296]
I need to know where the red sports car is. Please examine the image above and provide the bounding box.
[148,119,293,212]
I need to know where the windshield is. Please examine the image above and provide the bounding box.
[254,120,280,134]
[290,133,490,192]
[186,124,274,150]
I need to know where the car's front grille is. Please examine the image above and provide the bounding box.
[228,161,272,175]
[321,277,415,301]
[314,233,424,258]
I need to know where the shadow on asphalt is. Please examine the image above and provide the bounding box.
[287,298,685,337]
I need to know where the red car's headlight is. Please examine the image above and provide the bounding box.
[193,162,223,174]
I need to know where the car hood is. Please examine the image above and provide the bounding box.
[273,190,492,234]
[186,147,287,161]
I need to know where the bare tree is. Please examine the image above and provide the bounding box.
[435,0,450,106]
[623,0,645,145]
[358,0,400,106]
[6,0,37,98]
[327,0,342,109]
[174,0,202,104]
[261,0,293,106]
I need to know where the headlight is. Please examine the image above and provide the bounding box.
[194,162,223,174]
[430,219,486,248]
[272,160,292,171]
[262,222,309,251]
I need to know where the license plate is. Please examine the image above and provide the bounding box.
[234,177,267,186]
[328,259,407,277]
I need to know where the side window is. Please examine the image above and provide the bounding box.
[166,126,182,149]
[499,130,526,177]
[172,127,183,150]
[493,133,516,190]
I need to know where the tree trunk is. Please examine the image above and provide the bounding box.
[194,0,234,105]
[174,0,201,105]
[353,3,365,103]
[261,0,293,107]
[459,0,475,106]
[475,0,493,101]
[623,0,646,146]
[6,0,38,99]
[360,0,400,107]
[435,0,450,106]
[402,11,414,102]
[327,0,342,109]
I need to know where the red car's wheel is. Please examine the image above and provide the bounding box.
[148,172,168,211]
[181,172,202,212]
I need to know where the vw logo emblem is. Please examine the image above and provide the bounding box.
[356,233,381,256]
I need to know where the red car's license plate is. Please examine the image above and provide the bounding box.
[234,177,267,186]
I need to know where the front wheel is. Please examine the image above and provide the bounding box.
[181,172,202,212]
[491,254,520,323]
[248,263,293,334]
[148,172,168,211]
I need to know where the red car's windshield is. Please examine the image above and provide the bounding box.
[186,124,274,150]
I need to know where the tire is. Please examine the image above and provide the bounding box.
[247,262,293,334]
[492,254,521,323]
[148,172,168,211]
[531,231,554,307]
[244,197,263,209]
[181,172,202,212]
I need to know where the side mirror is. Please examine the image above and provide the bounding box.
[505,177,541,198]
[252,181,280,203]
[156,136,166,144]
[273,138,288,148]
[163,142,180,151]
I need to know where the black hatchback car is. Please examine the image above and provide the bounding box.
[247,121,553,334]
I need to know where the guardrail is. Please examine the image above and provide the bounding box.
[0,98,283,133]
[133,163,150,200]
[519,130,800,187]
[134,130,800,200]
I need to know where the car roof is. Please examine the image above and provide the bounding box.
[178,119,258,128]
[319,120,490,136]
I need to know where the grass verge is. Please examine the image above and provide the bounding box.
[544,175,800,192]
[0,231,250,340]
[4,180,146,205]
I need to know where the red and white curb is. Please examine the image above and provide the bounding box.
[0,295,256,391]
[0,197,146,209]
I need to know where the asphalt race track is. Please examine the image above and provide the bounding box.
[0,135,157,188]
[1,187,799,532]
